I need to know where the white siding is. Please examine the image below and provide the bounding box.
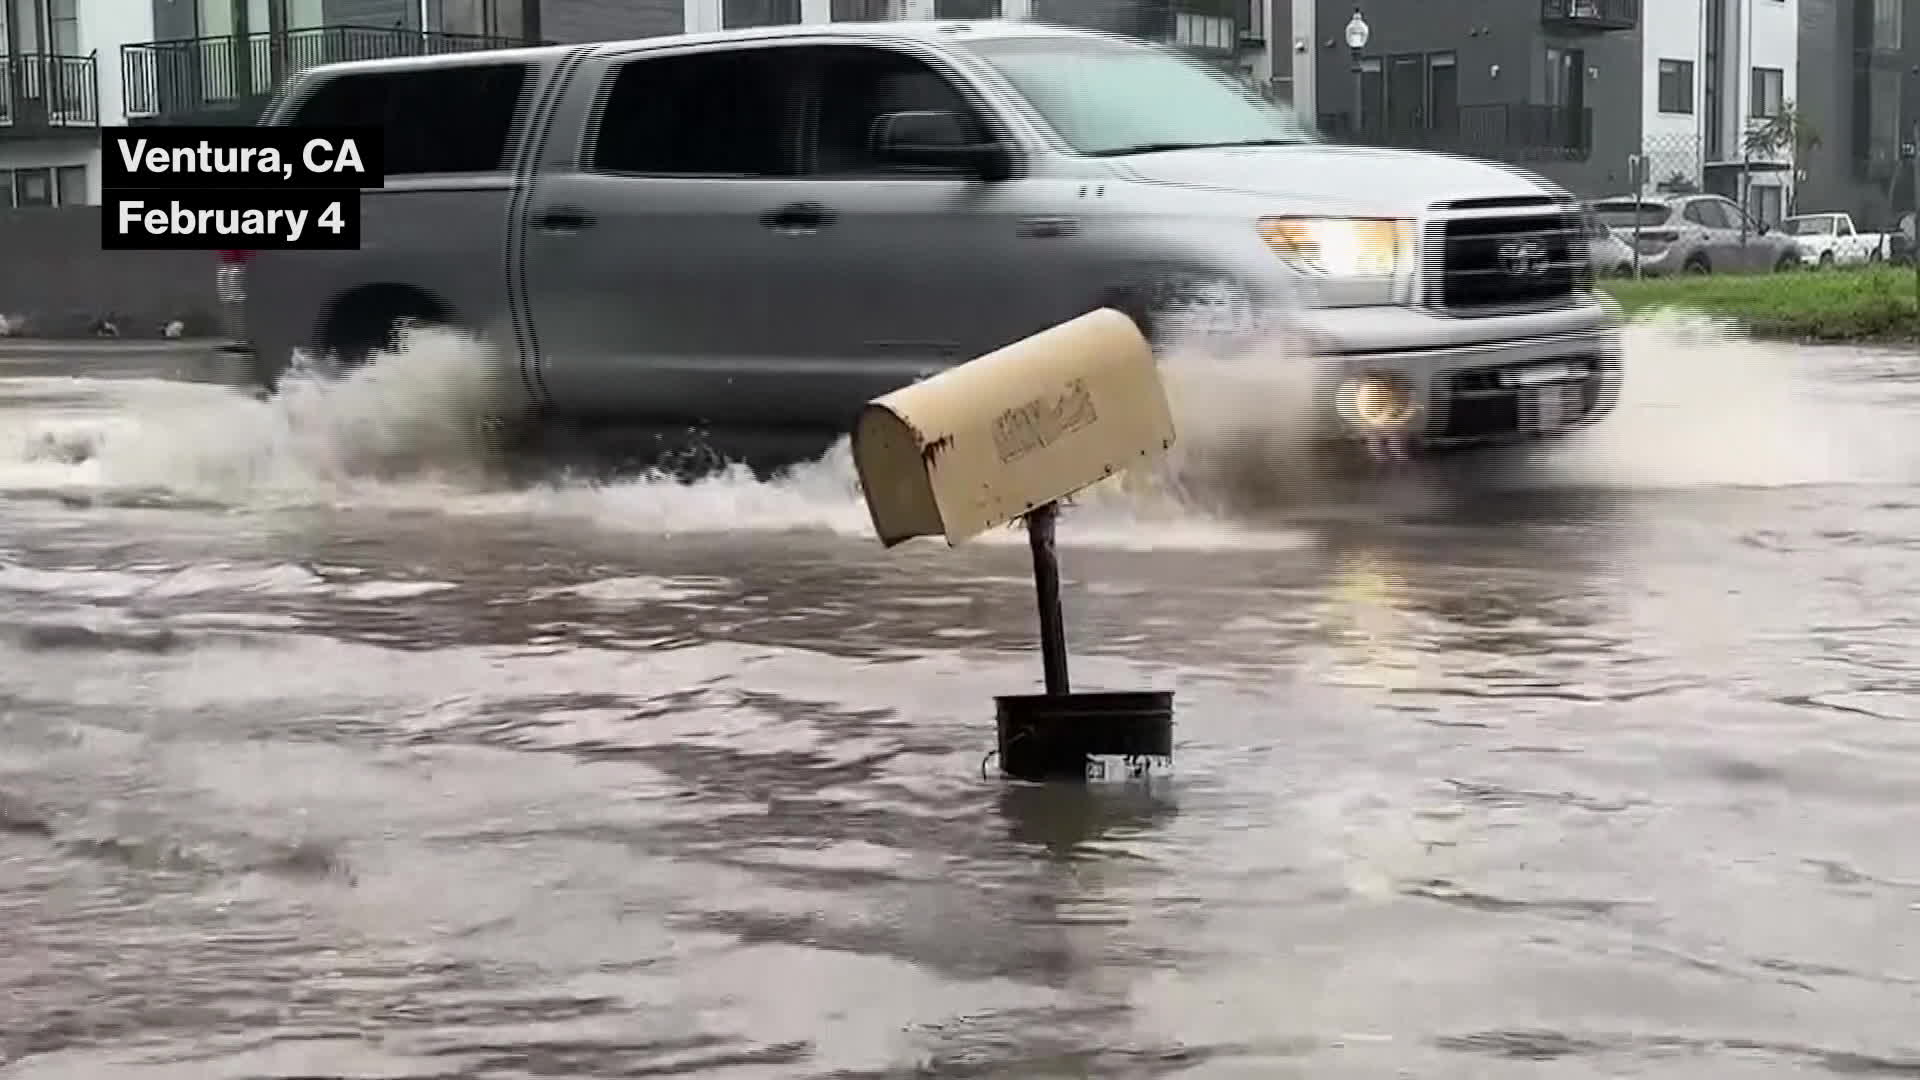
[1641,0,1704,192]
[1640,0,1798,212]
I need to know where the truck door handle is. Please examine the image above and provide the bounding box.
[535,207,594,233]
[761,202,835,235]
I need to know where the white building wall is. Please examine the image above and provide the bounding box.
[1640,0,1704,192]
[1640,0,1797,217]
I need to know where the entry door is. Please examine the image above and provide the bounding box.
[1387,54,1423,137]
[524,46,820,426]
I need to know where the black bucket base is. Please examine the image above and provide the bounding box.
[994,691,1174,783]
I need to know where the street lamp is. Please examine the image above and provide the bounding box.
[1346,9,1370,140]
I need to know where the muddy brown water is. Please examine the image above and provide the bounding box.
[1,323,1918,1078]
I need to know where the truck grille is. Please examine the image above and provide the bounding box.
[1437,212,1586,312]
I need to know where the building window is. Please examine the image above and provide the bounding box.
[13,168,53,208]
[830,0,892,18]
[1748,183,1783,226]
[50,0,78,53]
[1870,0,1902,50]
[1356,56,1382,135]
[1868,66,1902,167]
[1657,58,1694,114]
[1749,67,1783,119]
[1428,52,1458,131]
[425,0,524,36]
[55,165,87,206]
[723,0,799,28]
[935,0,1001,17]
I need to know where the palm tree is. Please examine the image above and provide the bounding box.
[1744,102,1821,214]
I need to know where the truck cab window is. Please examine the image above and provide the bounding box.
[808,46,986,176]
[291,64,529,176]
[593,50,800,177]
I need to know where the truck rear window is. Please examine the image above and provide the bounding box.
[1776,216,1836,235]
[1591,201,1669,229]
[288,63,530,176]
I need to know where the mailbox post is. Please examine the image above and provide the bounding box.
[851,308,1179,782]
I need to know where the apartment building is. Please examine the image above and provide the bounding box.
[1302,0,1644,199]
[105,0,1262,132]
[1796,0,1918,226]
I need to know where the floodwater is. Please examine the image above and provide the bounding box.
[1,321,1918,1078]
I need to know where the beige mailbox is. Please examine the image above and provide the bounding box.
[852,308,1176,549]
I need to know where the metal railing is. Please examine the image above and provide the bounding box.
[121,24,525,122]
[1540,0,1639,30]
[1031,0,1240,54]
[1326,103,1594,162]
[0,54,100,131]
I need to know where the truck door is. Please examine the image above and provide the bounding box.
[760,41,1053,427]
[520,44,819,427]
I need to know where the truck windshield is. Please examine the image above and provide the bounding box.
[1776,216,1836,235]
[963,35,1312,157]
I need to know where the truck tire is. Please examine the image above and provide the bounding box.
[1818,251,1835,270]
[1682,254,1711,275]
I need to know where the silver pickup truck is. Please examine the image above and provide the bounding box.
[231,21,1622,462]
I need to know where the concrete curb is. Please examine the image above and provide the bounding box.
[0,338,230,355]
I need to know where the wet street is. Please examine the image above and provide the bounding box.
[2,322,1918,1078]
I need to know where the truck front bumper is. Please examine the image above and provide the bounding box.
[1292,298,1624,451]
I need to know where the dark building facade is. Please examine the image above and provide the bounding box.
[1796,0,1918,226]
[1310,0,1643,199]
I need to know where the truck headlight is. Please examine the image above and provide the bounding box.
[1257,216,1415,279]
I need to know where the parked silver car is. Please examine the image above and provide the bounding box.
[1588,193,1799,276]
[232,22,1622,461]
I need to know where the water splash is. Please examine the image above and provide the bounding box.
[0,312,1903,549]
[1,325,522,504]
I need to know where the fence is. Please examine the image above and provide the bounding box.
[1629,129,1807,225]
[122,24,528,123]
[1321,103,1594,163]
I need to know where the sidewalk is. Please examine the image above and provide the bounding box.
[0,337,231,356]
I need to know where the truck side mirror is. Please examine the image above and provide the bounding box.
[873,110,1011,181]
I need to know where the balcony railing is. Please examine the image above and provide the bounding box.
[121,24,528,125]
[1032,0,1241,55]
[0,54,100,134]
[1325,103,1594,162]
[1541,0,1638,31]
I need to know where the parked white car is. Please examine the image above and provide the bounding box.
[1776,212,1889,268]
